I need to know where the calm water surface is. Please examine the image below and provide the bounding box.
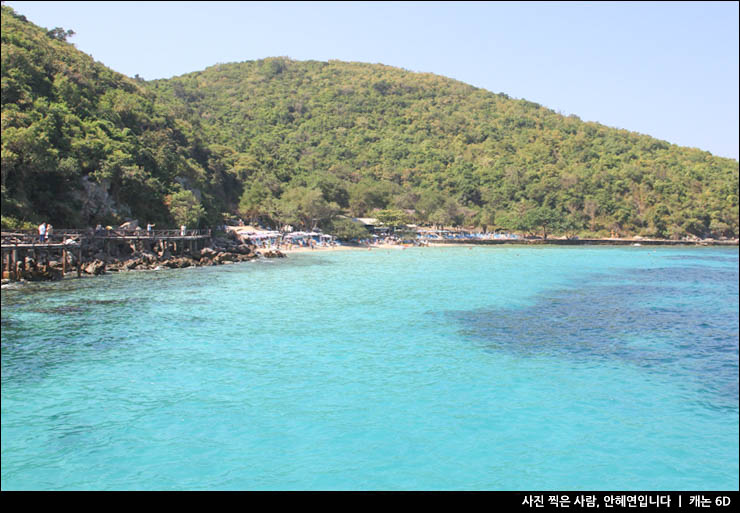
[1,246,738,490]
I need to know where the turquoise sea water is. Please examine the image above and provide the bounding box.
[1,246,738,490]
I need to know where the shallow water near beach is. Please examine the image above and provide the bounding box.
[2,246,738,490]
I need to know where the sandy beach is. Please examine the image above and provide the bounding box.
[258,243,413,254]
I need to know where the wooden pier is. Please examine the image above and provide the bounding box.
[1,231,82,281]
[1,228,212,281]
[93,228,212,259]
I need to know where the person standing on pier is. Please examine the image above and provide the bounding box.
[38,222,47,243]
[147,223,155,235]
[46,223,53,242]
[180,225,186,236]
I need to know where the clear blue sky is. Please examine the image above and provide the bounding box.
[6,1,739,160]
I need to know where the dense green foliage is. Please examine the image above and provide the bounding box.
[1,5,228,228]
[2,6,738,238]
[151,58,738,238]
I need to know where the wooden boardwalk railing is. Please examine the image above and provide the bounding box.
[2,228,211,244]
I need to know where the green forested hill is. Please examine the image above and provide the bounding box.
[2,5,738,238]
[1,5,233,229]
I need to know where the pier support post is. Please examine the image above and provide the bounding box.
[18,249,26,280]
[2,249,8,280]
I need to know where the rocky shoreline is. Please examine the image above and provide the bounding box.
[1,232,285,286]
[428,237,739,247]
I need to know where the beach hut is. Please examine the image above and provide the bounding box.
[238,229,281,248]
